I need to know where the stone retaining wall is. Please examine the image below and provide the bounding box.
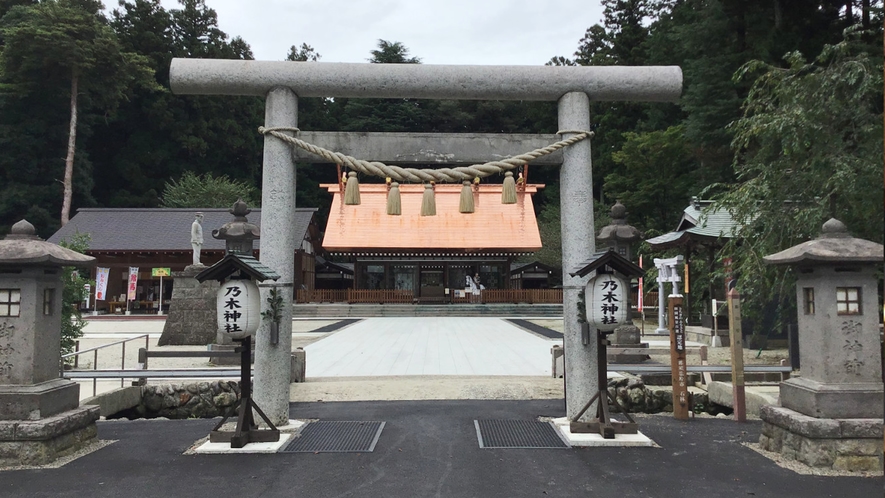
[108,381,241,420]
[608,376,720,415]
[103,377,724,420]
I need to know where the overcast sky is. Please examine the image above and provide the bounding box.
[155,0,606,65]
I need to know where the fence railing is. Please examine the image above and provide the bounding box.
[480,289,564,304]
[634,291,659,310]
[347,289,414,303]
[297,289,348,303]
[61,334,150,397]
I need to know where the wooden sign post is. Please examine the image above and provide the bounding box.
[669,296,690,420]
[727,289,747,422]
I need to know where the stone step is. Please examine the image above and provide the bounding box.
[292,303,563,318]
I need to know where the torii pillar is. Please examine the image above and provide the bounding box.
[170,60,682,425]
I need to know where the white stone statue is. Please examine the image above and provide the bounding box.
[191,212,204,265]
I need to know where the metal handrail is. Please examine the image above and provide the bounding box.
[64,368,242,379]
[61,334,150,396]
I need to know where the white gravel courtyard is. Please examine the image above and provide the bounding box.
[304,317,559,377]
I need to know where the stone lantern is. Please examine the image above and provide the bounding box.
[597,201,647,353]
[207,199,262,361]
[212,199,260,256]
[596,200,642,261]
[759,218,883,471]
[0,220,99,465]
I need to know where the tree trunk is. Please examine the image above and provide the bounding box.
[862,0,870,29]
[773,0,782,30]
[61,72,78,226]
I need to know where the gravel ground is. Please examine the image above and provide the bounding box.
[528,318,791,367]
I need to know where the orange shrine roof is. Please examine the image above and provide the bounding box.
[321,183,544,253]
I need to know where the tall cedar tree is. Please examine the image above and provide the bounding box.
[0,0,155,231]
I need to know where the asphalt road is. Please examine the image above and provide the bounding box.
[1,399,880,498]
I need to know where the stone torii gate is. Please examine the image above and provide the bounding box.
[170,59,682,426]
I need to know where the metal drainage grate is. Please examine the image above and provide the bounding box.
[474,420,569,449]
[281,421,385,453]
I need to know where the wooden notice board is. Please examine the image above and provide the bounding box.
[669,296,690,420]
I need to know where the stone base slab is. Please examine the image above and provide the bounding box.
[81,386,142,417]
[191,419,304,454]
[194,433,292,454]
[707,381,778,417]
[759,405,883,471]
[607,342,649,364]
[0,379,80,420]
[685,325,729,347]
[550,417,656,447]
[0,405,100,466]
[780,377,884,419]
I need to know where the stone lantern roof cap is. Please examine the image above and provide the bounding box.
[763,218,884,266]
[597,200,643,243]
[212,199,260,242]
[0,220,95,267]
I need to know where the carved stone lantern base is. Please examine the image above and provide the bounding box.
[0,405,99,466]
[760,405,883,471]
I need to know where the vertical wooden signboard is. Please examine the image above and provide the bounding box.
[727,290,747,422]
[669,296,689,420]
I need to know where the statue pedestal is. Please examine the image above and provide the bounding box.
[158,264,219,346]
[607,324,648,364]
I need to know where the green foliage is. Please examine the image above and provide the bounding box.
[260,287,283,323]
[0,0,157,231]
[88,0,264,211]
[58,233,91,358]
[534,185,562,270]
[369,40,421,63]
[604,126,700,234]
[160,171,260,208]
[717,27,884,323]
[287,42,320,62]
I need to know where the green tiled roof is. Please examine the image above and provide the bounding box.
[196,253,281,283]
[647,200,737,249]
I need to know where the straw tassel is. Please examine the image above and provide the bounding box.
[387,182,401,215]
[344,171,360,205]
[501,171,517,204]
[420,183,436,216]
[459,181,475,213]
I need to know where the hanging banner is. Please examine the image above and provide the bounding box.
[95,268,110,301]
[127,267,139,301]
[585,273,628,332]
[637,256,644,312]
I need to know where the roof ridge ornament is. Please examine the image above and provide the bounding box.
[819,218,850,239]
[230,198,251,220]
[6,219,39,240]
